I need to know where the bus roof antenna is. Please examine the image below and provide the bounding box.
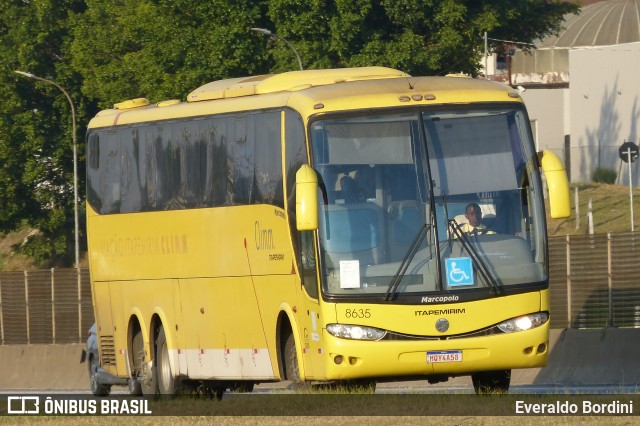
[406,76,414,90]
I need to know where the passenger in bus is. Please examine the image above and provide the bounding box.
[340,175,362,203]
[458,203,495,236]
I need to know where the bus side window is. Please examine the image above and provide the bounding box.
[87,133,102,213]
[88,133,99,170]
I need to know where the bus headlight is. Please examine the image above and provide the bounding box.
[326,324,386,341]
[497,313,548,333]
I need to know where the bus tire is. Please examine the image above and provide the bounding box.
[471,369,511,394]
[284,333,308,390]
[157,326,183,396]
[128,378,143,396]
[141,357,157,396]
[129,325,145,396]
[138,331,157,396]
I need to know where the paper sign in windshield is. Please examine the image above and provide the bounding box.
[339,260,360,288]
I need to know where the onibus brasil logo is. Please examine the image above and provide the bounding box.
[6,396,152,415]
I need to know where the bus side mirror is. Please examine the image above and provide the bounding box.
[296,164,319,230]
[538,150,570,219]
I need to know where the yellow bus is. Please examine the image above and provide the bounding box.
[86,67,570,396]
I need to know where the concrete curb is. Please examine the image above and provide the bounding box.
[0,343,87,390]
[533,328,640,386]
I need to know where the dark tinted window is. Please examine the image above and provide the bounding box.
[87,110,290,214]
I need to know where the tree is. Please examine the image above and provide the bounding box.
[265,0,579,76]
[69,0,266,106]
[0,0,86,265]
[2,0,266,266]
[0,0,578,267]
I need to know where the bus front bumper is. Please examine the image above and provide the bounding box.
[320,323,549,381]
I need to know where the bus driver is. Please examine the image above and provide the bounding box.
[459,203,495,236]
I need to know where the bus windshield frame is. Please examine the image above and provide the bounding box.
[309,103,547,303]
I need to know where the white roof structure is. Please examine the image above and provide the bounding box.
[512,0,640,84]
[540,0,640,48]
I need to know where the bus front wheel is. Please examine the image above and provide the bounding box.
[471,369,511,394]
[284,333,308,390]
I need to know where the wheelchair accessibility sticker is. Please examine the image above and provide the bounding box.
[445,257,474,287]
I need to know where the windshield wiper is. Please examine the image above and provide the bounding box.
[384,223,430,301]
[448,219,502,295]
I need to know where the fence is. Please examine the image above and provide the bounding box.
[548,232,640,329]
[0,268,93,344]
[1,233,640,344]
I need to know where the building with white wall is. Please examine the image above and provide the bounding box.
[505,0,640,184]
[569,43,640,184]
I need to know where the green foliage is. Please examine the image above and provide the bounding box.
[268,0,578,75]
[0,0,85,266]
[591,167,617,184]
[0,0,578,266]
[69,0,265,106]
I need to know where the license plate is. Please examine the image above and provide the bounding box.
[426,350,462,363]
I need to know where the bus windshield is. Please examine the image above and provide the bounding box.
[310,106,546,300]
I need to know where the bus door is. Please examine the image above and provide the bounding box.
[296,229,323,380]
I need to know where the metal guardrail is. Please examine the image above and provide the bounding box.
[1,233,640,344]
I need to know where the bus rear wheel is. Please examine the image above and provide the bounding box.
[141,359,156,396]
[128,377,143,396]
[129,325,145,396]
[471,369,511,394]
[134,329,156,396]
[157,326,183,396]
